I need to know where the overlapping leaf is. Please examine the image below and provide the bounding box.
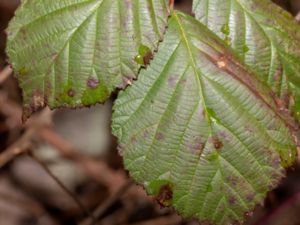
[6,0,169,118]
[193,0,300,121]
[112,12,298,225]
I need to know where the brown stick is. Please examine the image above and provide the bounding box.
[0,109,53,168]
[80,180,133,225]
[29,152,96,222]
[0,129,33,168]
[0,91,22,125]
[38,128,128,192]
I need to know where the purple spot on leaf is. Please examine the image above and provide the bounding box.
[87,78,100,89]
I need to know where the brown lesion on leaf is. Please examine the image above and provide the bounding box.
[194,142,205,156]
[156,132,165,141]
[155,184,173,207]
[210,136,223,150]
[226,175,238,186]
[67,89,76,97]
[246,192,255,201]
[189,137,206,156]
[228,196,237,205]
[271,155,281,168]
[31,91,45,111]
[22,91,46,122]
[87,77,100,89]
[167,75,178,88]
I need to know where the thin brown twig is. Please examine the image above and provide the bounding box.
[0,91,22,125]
[0,66,12,84]
[0,129,34,168]
[38,128,128,192]
[79,180,133,225]
[0,109,53,168]
[0,192,45,216]
[29,152,96,222]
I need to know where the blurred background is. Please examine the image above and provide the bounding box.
[0,0,300,225]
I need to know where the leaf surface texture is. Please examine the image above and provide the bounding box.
[7,0,169,117]
[193,0,300,120]
[112,12,297,225]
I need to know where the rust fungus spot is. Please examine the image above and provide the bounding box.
[67,89,75,97]
[193,142,205,156]
[271,157,281,168]
[211,136,223,150]
[246,192,255,201]
[156,133,165,141]
[87,77,100,89]
[226,176,238,186]
[155,184,173,207]
[229,196,237,205]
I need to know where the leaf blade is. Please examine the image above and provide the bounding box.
[192,0,300,121]
[112,12,297,225]
[6,0,169,117]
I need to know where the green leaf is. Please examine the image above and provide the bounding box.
[6,0,169,118]
[112,11,298,225]
[192,0,300,121]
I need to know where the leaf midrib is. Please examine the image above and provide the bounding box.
[173,11,213,134]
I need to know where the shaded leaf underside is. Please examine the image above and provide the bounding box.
[112,12,297,225]
[6,0,169,117]
[193,0,300,121]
